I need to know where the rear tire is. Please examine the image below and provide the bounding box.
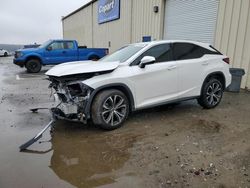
[198,78,223,109]
[26,59,42,73]
[91,89,129,130]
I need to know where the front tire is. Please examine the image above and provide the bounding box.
[198,78,223,109]
[91,89,129,130]
[4,52,8,57]
[25,59,42,73]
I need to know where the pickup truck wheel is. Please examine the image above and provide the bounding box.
[91,89,129,130]
[26,59,42,73]
[89,55,100,61]
[4,52,8,57]
[198,78,223,109]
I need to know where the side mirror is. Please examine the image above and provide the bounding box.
[139,56,156,68]
[46,46,52,51]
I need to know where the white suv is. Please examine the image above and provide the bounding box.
[46,40,231,130]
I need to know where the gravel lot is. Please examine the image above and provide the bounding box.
[0,57,250,188]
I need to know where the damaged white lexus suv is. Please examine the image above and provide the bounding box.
[46,40,231,130]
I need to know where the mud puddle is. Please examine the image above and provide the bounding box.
[47,121,142,188]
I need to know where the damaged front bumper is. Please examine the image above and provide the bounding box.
[50,80,94,124]
[52,107,87,124]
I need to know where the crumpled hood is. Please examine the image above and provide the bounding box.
[45,61,119,77]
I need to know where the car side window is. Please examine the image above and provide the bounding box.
[173,43,200,60]
[64,42,74,49]
[173,42,219,61]
[49,42,64,50]
[132,44,174,65]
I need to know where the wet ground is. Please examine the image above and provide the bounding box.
[0,57,250,188]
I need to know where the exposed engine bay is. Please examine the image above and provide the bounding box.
[48,75,93,123]
[47,70,112,123]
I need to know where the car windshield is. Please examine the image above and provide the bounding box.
[39,40,52,49]
[99,44,147,63]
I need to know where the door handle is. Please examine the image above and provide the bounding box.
[202,62,209,65]
[167,65,177,70]
[62,51,66,54]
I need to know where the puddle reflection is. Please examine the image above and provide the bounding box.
[48,121,138,188]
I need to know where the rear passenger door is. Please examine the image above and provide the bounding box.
[63,41,78,62]
[173,43,207,98]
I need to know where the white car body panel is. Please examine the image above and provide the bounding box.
[176,55,230,98]
[46,40,232,111]
[129,61,178,108]
[176,58,204,98]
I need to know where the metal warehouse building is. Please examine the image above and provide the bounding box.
[62,0,250,90]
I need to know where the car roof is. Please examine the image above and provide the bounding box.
[135,40,210,45]
[132,40,212,50]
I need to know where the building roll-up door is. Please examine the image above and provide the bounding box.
[163,0,219,44]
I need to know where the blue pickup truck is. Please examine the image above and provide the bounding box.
[14,40,109,73]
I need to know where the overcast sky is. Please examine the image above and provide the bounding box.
[0,0,91,45]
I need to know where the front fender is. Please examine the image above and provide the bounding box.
[23,52,44,64]
[84,83,135,119]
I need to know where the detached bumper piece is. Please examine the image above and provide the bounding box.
[19,107,87,151]
[19,120,55,151]
[52,108,87,124]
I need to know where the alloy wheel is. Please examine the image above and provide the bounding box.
[101,95,127,126]
[206,82,222,106]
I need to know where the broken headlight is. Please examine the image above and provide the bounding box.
[67,83,93,97]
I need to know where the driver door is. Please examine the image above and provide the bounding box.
[130,43,179,109]
[44,41,67,64]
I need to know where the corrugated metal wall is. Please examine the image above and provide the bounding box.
[63,5,93,47]
[91,0,164,52]
[131,0,164,43]
[215,0,250,89]
[92,0,132,52]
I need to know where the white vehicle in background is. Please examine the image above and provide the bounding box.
[46,40,232,130]
[0,49,9,57]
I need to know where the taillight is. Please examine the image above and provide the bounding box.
[223,57,230,64]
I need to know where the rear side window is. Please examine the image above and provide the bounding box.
[132,44,174,65]
[64,42,74,49]
[173,43,221,61]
